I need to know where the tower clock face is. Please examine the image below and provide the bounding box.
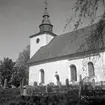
[36,38,40,44]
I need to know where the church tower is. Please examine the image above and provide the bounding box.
[30,1,56,58]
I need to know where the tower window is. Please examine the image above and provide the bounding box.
[36,38,40,43]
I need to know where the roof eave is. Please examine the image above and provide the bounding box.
[28,47,105,66]
[29,31,57,38]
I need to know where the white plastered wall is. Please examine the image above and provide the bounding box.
[29,51,105,86]
[30,33,54,58]
[67,51,105,82]
[29,60,68,86]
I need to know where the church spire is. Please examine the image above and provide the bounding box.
[39,0,53,33]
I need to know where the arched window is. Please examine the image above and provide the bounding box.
[70,65,77,81]
[40,69,45,83]
[88,62,95,77]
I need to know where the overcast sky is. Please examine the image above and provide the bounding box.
[0,0,103,61]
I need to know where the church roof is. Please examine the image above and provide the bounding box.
[28,24,105,65]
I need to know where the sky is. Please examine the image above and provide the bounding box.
[0,0,76,61]
[0,0,103,61]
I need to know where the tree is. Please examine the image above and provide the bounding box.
[0,57,15,87]
[65,0,105,49]
[11,45,30,87]
[15,45,30,68]
[10,66,27,87]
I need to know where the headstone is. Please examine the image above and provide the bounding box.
[46,85,48,93]
[46,84,52,92]
[4,78,7,89]
[58,82,61,88]
[79,75,82,82]
[0,73,2,87]
[101,81,103,88]
[22,78,24,88]
[78,75,83,98]
[92,79,95,89]
[22,86,28,96]
[11,85,16,88]
[49,82,54,86]
[20,78,23,89]
[20,78,25,95]
[55,72,60,86]
[39,82,43,86]
[0,79,2,88]
[34,81,37,86]
[66,79,69,88]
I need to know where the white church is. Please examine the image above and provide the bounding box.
[28,3,105,86]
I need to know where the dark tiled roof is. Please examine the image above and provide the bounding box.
[28,24,105,65]
[30,31,57,38]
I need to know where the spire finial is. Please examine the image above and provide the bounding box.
[43,0,49,17]
[43,0,49,16]
[45,0,48,10]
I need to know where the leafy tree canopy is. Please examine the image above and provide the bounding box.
[11,45,30,87]
[0,57,15,86]
[65,0,105,49]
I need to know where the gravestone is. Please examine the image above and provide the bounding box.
[78,75,83,98]
[92,79,95,89]
[0,72,2,88]
[20,78,25,95]
[46,85,48,93]
[20,79,22,89]
[101,81,103,88]
[22,86,28,96]
[55,72,60,86]
[22,78,24,88]
[4,78,7,89]
[79,75,82,82]
[66,79,69,88]
[46,84,52,92]
[49,82,54,86]
[58,82,61,88]
[34,81,37,86]
[0,79,2,88]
